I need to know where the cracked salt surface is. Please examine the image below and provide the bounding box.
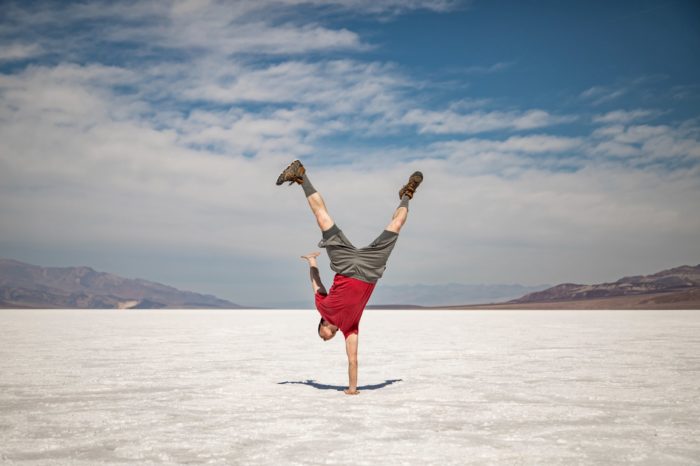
[1,309,699,465]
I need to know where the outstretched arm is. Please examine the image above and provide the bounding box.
[344,333,359,395]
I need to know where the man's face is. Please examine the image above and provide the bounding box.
[318,322,337,341]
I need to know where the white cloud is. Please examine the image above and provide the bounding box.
[593,109,656,124]
[402,108,575,134]
[137,18,364,56]
[589,141,641,158]
[125,57,412,148]
[2,0,460,60]
[280,0,462,15]
[0,42,43,61]
[580,76,671,107]
[437,134,583,154]
[178,108,318,156]
[178,59,405,112]
[461,61,516,74]
[589,123,700,163]
[580,85,627,105]
[414,135,587,178]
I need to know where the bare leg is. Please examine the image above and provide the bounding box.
[385,171,421,233]
[301,252,327,295]
[306,192,335,232]
[385,203,408,234]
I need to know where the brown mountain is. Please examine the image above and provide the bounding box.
[0,259,243,309]
[435,264,700,310]
[510,264,700,304]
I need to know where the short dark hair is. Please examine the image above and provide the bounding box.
[317,318,324,335]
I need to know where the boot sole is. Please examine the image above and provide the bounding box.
[276,160,305,185]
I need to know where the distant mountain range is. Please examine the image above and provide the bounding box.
[2,258,698,310]
[442,264,700,310]
[511,264,700,304]
[369,282,550,307]
[0,259,242,309]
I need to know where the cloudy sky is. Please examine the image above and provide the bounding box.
[1,0,699,307]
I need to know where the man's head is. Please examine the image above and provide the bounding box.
[318,318,337,341]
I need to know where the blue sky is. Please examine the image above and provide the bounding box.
[1,0,699,307]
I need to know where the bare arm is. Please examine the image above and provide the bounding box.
[344,333,359,395]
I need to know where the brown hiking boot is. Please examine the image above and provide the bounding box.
[276,160,306,185]
[399,171,423,199]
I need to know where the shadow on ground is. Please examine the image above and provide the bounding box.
[278,379,402,391]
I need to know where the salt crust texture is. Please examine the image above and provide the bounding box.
[1,309,699,465]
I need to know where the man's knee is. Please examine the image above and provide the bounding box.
[316,212,334,231]
[387,218,404,233]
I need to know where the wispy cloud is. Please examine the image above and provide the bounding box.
[2,0,461,58]
[176,59,405,110]
[590,122,700,164]
[0,43,43,61]
[461,61,516,74]
[437,134,584,154]
[580,85,627,106]
[402,108,576,134]
[592,109,657,124]
[580,75,671,107]
[283,0,462,14]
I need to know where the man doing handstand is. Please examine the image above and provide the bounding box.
[276,160,423,395]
